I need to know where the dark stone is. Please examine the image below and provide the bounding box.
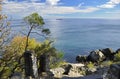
[10,72,22,79]
[116,48,120,54]
[63,64,72,75]
[107,64,120,79]
[85,69,93,75]
[87,50,105,63]
[39,53,50,73]
[101,48,115,60]
[76,55,87,63]
[24,51,34,77]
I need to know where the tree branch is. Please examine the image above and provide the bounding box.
[25,25,34,51]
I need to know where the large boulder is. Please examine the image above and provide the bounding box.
[116,48,120,54]
[85,67,97,75]
[50,67,65,78]
[76,55,87,63]
[105,64,120,79]
[11,72,22,79]
[63,63,84,77]
[87,50,105,62]
[101,48,115,60]
[63,64,72,75]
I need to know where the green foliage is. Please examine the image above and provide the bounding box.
[24,13,44,26]
[24,13,62,75]
[0,14,10,50]
[114,52,120,62]
[50,52,64,68]
[24,13,50,51]
[0,36,42,78]
[35,40,64,61]
[50,61,66,68]
[42,28,51,35]
[87,62,95,69]
[56,52,64,59]
[35,39,64,68]
[101,61,113,67]
[35,40,55,56]
[6,36,41,55]
[0,12,64,78]
[0,13,11,78]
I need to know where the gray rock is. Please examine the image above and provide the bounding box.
[63,64,72,75]
[101,48,115,60]
[76,55,87,63]
[50,63,84,78]
[50,67,65,78]
[87,50,105,62]
[105,63,120,79]
[11,72,22,79]
[116,48,120,54]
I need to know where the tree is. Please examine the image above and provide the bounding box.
[24,13,50,51]
[0,1,12,78]
[24,13,64,78]
[0,0,11,54]
[0,14,10,51]
[0,12,64,79]
[23,13,51,78]
[0,36,41,78]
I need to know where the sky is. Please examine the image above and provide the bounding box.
[1,0,120,19]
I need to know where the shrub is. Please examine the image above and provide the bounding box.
[101,61,113,67]
[87,62,95,69]
[114,52,120,62]
[50,52,65,68]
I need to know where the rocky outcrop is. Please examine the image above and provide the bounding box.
[50,63,84,78]
[101,48,115,60]
[116,48,120,54]
[63,63,85,76]
[76,48,117,63]
[85,68,97,75]
[63,64,72,75]
[76,55,87,63]
[50,67,65,78]
[76,50,105,63]
[11,72,22,79]
[87,50,105,62]
[104,63,120,79]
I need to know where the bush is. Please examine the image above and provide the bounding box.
[87,62,95,69]
[114,52,120,62]
[0,36,41,78]
[101,61,113,67]
[50,61,66,68]
[50,52,65,68]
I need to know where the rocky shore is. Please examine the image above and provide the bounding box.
[10,48,120,79]
[50,48,120,79]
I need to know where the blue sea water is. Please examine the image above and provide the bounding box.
[11,18,120,62]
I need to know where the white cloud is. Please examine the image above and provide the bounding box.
[40,6,98,14]
[46,0,60,6]
[98,0,120,8]
[2,1,99,18]
[2,0,119,19]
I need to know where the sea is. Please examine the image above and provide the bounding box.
[11,18,120,62]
